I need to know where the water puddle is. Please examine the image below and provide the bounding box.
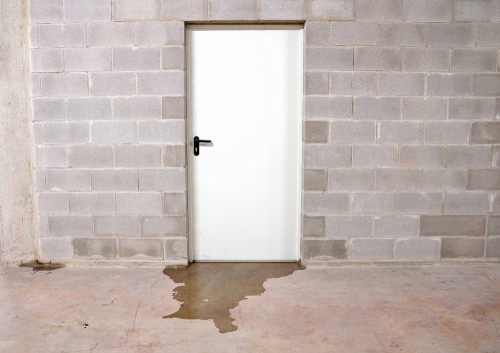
[163,262,302,333]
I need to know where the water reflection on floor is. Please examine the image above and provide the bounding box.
[163,262,303,333]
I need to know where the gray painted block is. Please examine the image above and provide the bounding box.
[162,97,186,119]
[330,22,377,45]
[141,216,187,236]
[374,216,420,237]
[162,47,185,70]
[304,145,351,168]
[303,216,325,238]
[400,146,445,168]
[398,193,443,214]
[424,122,469,144]
[35,146,67,168]
[422,170,467,191]
[64,0,111,22]
[90,73,136,96]
[355,48,401,71]
[114,97,162,120]
[474,74,500,97]
[304,121,329,143]
[378,121,422,144]
[209,0,257,20]
[449,98,496,120]
[454,0,500,22]
[444,192,489,214]
[162,145,186,167]
[116,146,161,168]
[395,238,441,260]
[116,193,163,215]
[303,239,348,260]
[427,74,473,97]
[467,170,500,191]
[92,169,138,191]
[486,238,500,258]
[330,72,377,96]
[305,48,353,71]
[305,72,329,95]
[488,216,500,236]
[304,169,327,192]
[446,146,491,168]
[113,48,161,71]
[353,145,398,168]
[73,238,118,259]
[326,216,373,238]
[427,24,475,47]
[307,0,354,20]
[330,121,375,144]
[91,121,137,144]
[379,73,425,96]
[46,169,92,191]
[349,239,394,261]
[420,215,486,236]
[94,216,140,236]
[328,169,375,191]
[137,71,184,95]
[304,192,349,215]
[88,23,135,46]
[305,96,352,120]
[41,73,88,97]
[259,0,306,20]
[451,49,498,72]
[44,122,90,144]
[352,193,397,215]
[39,238,73,260]
[165,238,188,261]
[30,0,63,23]
[471,122,500,144]
[139,169,186,192]
[376,169,421,191]
[68,146,114,168]
[405,0,452,22]
[305,21,329,46]
[67,98,112,120]
[38,192,70,214]
[70,193,115,215]
[441,238,484,259]
[39,24,86,48]
[490,194,500,213]
[161,0,208,20]
[113,0,160,21]
[355,97,400,120]
[138,120,185,144]
[136,22,184,46]
[48,215,92,237]
[31,49,64,72]
[379,24,425,46]
[65,48,111,71]
[402,48,449,72]
[477,24,500,46]
[119,239,163,260]
[356,0,403,21]
[163,193,187,215]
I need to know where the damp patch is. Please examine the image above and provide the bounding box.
[163,262,303,333]
[19,260,65,272]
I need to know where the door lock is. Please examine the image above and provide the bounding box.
[194,136,212,156]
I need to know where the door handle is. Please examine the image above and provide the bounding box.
[194,136,212,156]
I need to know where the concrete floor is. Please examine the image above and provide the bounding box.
[1,264,500,353]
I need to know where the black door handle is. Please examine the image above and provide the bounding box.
[194,136,212,156]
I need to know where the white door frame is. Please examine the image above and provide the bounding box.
[186,24,303,262]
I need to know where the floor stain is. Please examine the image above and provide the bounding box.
[19,260,65,272]
[162,262,303,333]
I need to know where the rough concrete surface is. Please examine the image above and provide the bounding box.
[1,264,499,352]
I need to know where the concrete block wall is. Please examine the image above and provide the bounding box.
[27,0,500,265]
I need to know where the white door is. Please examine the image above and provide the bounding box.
[188,25,303,261]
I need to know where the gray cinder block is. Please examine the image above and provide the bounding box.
[467,169,500,190]
[376,169,421,191]
[395,238,441,260]
[64,0,111,22]
[304,192,349,215]
[307,0,354,20]
[355,48,401,71]
[405,0,452,22]
[113,48,161,71]
[305,21,329,46]
[91,121,137,144]
[424,122,469,144]
[161,0,208,20]
[209,0,257,20]
[35,146,67,168]
[444,192,489,214]
[88,23,135,46]
[422,170,467,191]
[46,169,92,191]
[41,73,88,97]
[67,98,112,120]
[420,215,486,236]
[68,146,114,168]
[119,239,163,260]
[449,98,496,120]
[349,239,394,261]
[400,146,445,168]
[304,169,328,192]
[352,193,397,215]
[115,145,161,168]
[92,169,138,191]
[162,145,186,167]
[355,97,400,120]
[259,0,306,20]
[31,49,64,72]
[446,146,491,168]
[451,49,498,72]
[379,73,425,96]
[39,24,86,48]
[427,24,475,47]
[305,96,352,120]
[402,98,447,120]
[305,48,353,71]
[303,215,326,238]
[114,97,162,120]
[398,192,443,214]
[73,238,118,259]
[353,145,398,168]
[37,192,70,214]
[116,192,163,215]
[441,238,485,258]
[90,72,136,96]
[162,97,186,119]
[305,72,329,95]
[328,169,375,191]
[70,193,115,214]
[136,22,184,46]
[304,145,351,168]
[138,120,185,143]
[356,0,403,21]
[330,22,377,46]
[137,71,184,95]
[65,48,111,71]
[474,74,500,97]
[165,238,188,261]
[330,72,377,96]
[471,122,500,144]
[402,48,449,72]
[303,239,348,260]
[48,215,92,237]
[330,121,376,144]
[378,121,423,144]
[304,121,330,143]
[139,169,186,192]
[141,216,187,236]
[30,0,63,23]
[163,193,187,215]
[94,216,140,236]
[379,24,425,46]
[427,74,473,97]
[113,0,160,21]
[326,216,373,238]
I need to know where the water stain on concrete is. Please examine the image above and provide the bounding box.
[163,262,303,333]
[19,260,65,272]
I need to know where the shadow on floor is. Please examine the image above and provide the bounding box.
[163,262,303,333]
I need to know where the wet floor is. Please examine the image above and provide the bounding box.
[1,264,500,352]
[163,262,303,333]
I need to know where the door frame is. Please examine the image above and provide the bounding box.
[185,24,304,262]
